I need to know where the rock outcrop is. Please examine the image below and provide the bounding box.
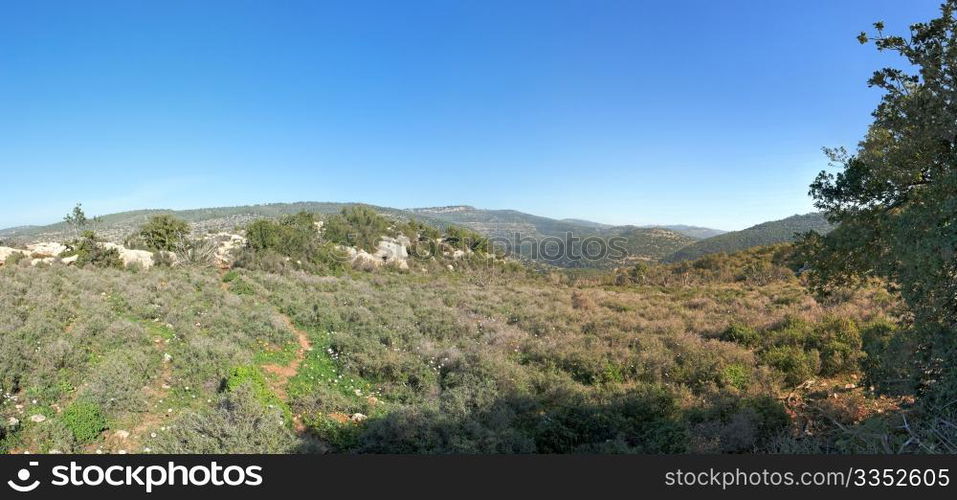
[343,235,412,270]
[203,232,247,268]
[102,243,155,269]
[0,246,27,263]
[26,242,67,258]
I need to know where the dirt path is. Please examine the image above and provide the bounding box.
[224,270,324,448]
[261,315,312,406]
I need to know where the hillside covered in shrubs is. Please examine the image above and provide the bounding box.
[0,204,921,453]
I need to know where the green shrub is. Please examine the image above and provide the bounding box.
[62,401,107,443]
[135,215,191,251]
[226,365,291,424]
[240,213,348,273]
[66,232,123,269]
[443,225,490,254]
[4,251,26,267]
[322,206,390,252]
[721,323,759,346]
[721,363,751,390]
[760,346,821,386]
[860,319,916,395]
[152,385,297,453]
[812,317,863,376]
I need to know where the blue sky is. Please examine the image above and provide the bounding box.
[0,0,943,230]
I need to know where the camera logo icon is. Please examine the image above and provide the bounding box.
[8,461,40,492]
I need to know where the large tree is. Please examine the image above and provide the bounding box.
[802,1,957,429]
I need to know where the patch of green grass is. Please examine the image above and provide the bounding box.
[62,400,107,444]
[229,278,257,296]
[253,341,299,365]
[721,363,751,391]
[226,365,293,425]
[287,328,375,405]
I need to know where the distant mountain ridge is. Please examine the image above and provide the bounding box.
[1,202,821,269]
[664,213,834,262]
[406,205,708,266]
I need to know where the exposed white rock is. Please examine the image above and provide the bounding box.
[203,232,247,268]
[29,414,46,423]
[61,255,78,265]
[374,236,410,269]
[26,242,67,258]
[101,243,154,269]
[0,246,27,263]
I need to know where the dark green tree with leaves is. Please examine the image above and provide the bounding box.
[799,2,957,444]
[321,205,390,252]
[63,203,88,239]
[136,215,191,252]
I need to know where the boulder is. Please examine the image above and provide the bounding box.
[0,246,27,263]
[203,232,247,267]
[29,414,46,423]
[26,242,67,258]
[101,243,154,269]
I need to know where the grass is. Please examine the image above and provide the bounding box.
[0,245,911,454]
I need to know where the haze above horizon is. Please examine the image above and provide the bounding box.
[0,0,941,230]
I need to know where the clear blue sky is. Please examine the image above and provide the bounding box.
[0,0,942,230]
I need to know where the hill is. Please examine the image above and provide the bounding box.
[664,213,834,262]
[0,240,897,454]
[2,203,721,268]
[408,206,702,266]
[0,202,443,246]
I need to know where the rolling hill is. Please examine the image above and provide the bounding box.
[407,206,705,267]
[663,213,834,262]
[1,202,728,268]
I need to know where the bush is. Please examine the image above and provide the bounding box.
[240,213,348,273]
[135,215,191,251]
[66,232,123,269]
[721,324,759,347]
[174,239,217,266]
[321,206,391,252]
[860,319,916,395]
[62,401,107,443]
[443,225,490,254]
[812,317,863,376]
[760,346,820,386]
[152,385,297,453]
[4,251,26,267]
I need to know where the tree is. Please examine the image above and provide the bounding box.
[321,205,390,252]
[63,203,88,239]
[800,2,957,430]
[136,215,191,252]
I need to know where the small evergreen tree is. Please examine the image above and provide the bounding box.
[136,215,191,251]
[63,203,88,240]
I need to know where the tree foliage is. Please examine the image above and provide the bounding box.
[136,215,191,252]
[63,203,88,239]
[321,205,390,252]
[800,2,957,413]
